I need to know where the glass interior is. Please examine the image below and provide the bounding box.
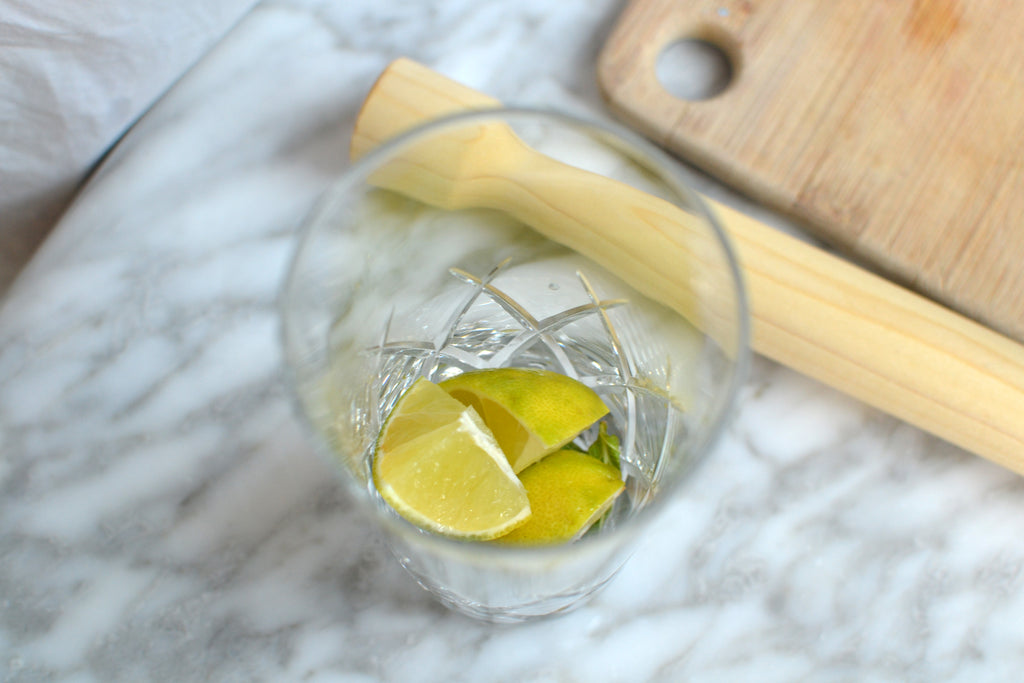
[280,108,749,621]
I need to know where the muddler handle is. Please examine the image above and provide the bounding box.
[351,58,1024,475]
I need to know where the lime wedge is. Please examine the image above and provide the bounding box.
[440,368,609,472]
[373,378,531,539]
[493,448,625,545]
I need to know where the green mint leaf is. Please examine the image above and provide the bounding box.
[587,421,620,468]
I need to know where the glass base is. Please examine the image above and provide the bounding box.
[399,552,629,623]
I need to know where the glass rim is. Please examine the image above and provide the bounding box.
[279,105,751,560]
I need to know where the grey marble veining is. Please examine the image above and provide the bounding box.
[3,1,1024,681]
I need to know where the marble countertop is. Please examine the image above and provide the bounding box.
[4,1,1024,680]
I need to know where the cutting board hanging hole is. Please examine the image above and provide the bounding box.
[655,36,734,101]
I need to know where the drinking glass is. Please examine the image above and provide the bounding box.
[281,108,748,622]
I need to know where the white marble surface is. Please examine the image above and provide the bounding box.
[4,1,1024,681]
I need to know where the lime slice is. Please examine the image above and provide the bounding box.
[440,368,609,472]
[373,378,531,540]
[493,449,625,545]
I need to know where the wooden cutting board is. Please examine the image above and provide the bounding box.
[598,0,1024,344]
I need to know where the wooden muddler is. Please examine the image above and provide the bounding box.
[351,58,1024,475]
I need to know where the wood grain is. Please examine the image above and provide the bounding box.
[597,0,1024,344]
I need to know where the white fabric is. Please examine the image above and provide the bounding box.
[0,0,257,292]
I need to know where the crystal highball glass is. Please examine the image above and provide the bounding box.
[281,108,749,622]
